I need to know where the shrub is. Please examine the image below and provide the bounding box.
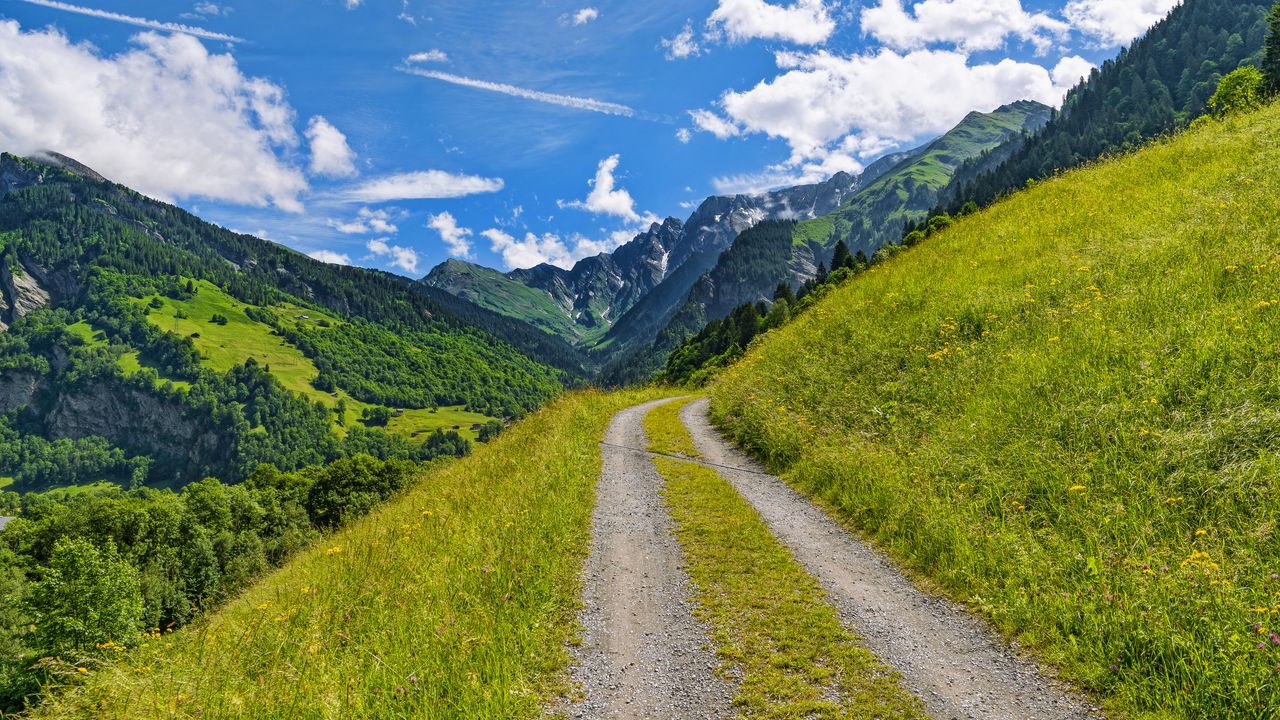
[1208,66,1266,117]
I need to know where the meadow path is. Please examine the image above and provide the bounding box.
[677,397,1100,720]
[569,398,733,719]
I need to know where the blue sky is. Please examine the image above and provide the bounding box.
[0,0,1178,275]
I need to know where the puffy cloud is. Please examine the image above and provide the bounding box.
[1063,0,1179,47]
[707,0,835,46]
[339,170,504,202]
[690,108,742,139]
[344,0,361,8]
[569,8,599,26]
[309,249,351,265]
[0,22,307,211]
[181,2,230,20]
[557,155,653,223]
[305,116,357,178]
[676,128,693,144]
[428,211,474,258]
[861,0,1069,54]
[366,238,419,274]
[328,207,398,235]
[716,48,1088,166]
[482,228,625,270]
[407,49,449,63]
[662,21,702,59]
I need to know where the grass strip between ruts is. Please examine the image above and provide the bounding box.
[653,450,926,719]
[643,395,704,459]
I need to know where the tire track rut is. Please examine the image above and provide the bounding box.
[568,398,732,719]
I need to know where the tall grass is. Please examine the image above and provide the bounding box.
[709,105,1280,719]
[31,389,666,719]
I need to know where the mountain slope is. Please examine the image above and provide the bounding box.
[0,152,571,489]
[708,103,1280,718]
[942,0,1272,211]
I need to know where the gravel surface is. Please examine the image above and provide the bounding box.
[567,398,733,720]
[680,398,1104,720]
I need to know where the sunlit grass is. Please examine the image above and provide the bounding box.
[709,105,1280,718]
[33,388,669,719]
[136,281,493,439]
[643,396,702,458]
[655,452,925,719]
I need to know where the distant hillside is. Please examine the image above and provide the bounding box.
[709,102,1280,718]
[942,0,1272,211]
[0,152,573,490]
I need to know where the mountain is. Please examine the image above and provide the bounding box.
[422,155,916,351]
[0,152,579,491]
[599,101,1052,384]
[941,0,1273,211]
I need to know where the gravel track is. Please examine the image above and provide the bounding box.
[567,398,733,719]
[679,398,1103,720]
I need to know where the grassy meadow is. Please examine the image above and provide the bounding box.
[707,105,1280,718]
[31,388,668,719]
[135,281,493,439]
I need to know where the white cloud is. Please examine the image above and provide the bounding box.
[407,49,449,63]
[0,22,306,211]
[344,0,362,8]
[181,2,230,20]
[690,108,742,139]
[717,48,1086,167]
[1051,55,1095,90]
[482,228,624,270]
[400,67,636,117]
[557,155,654,223]
[676,128,693,144]
[339,170,504,202]
[861,0,1069,54]
[707,0,835,46]
[17,0,243,42]
[309,249,351,265]
[570,7,599,25]
[305,116,357,178]
[428,211,474,258]
[366,238,419,274]
[662,21,702,59]
[1063,0,1179,47]
[328,207,398,234]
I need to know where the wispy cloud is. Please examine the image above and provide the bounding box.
[399,66,635,118]
[338,170,504,203]
[18,0,244,43]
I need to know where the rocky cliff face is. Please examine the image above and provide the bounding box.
[0,369,227,478]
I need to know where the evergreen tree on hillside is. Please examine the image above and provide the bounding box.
[1266,0,1280,91]
[831,241,853,271]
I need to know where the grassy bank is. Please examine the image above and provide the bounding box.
[708,105,1280,718]
[649,408,924,719]
[32,389,666,719]
[643,395,702,458]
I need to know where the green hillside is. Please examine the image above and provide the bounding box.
[423,259,577,342]
[0,153,567,490]
[707,104,1280,718]
[793,100,1051,255]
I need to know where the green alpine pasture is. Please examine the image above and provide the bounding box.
[709,104,1280,718]
[135,280,493,439]
[31,388,669,719]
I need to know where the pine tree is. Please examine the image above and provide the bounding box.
[1266,0,1280,93]
[773,282,795,305]
[831,240,853,271]
[815,262,829,285]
